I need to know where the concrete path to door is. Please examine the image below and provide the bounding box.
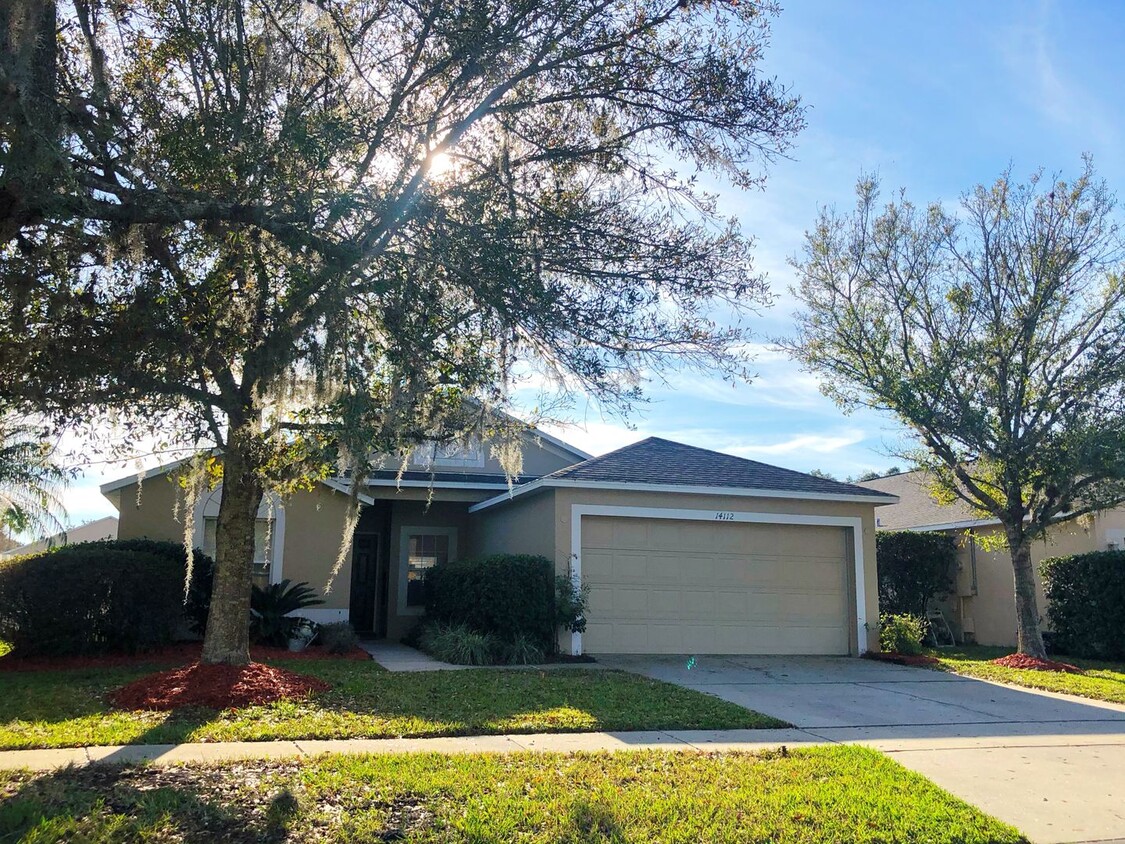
[599,654,1125,844]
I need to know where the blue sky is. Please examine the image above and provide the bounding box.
[60,0,1125,528]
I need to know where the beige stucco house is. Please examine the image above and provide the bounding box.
[101,431,896,656]
[860,471,1125,647]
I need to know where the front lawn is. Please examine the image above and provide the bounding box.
[933,646,1125,704]
[0,746,1025,843]
[0,657,782,749]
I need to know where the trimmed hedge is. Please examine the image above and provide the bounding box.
[0,546,183,655]
[425,554,557,652]
[1041,550,1125,660]
[51,538,216,634]
[876,530,956,617]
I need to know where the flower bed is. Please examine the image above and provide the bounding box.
[990,653,1084,673]
[111,661,330,711]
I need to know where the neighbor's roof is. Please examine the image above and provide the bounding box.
[471,437,898,512]
[858,471,995,530]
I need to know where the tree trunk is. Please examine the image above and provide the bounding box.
[1008,531,1047,658]
[200,422,264,666]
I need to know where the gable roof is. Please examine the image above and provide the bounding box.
[471,437,898,512]
[858,470,993,530]
[100,422,586,503]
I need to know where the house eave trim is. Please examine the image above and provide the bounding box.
[470,478,899,512]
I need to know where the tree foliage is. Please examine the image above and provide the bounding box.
[785,161,1125,656]
[0,414,67,541]
[1,0,804,663]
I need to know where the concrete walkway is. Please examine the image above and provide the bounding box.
[0,728,819,771]
[599,654,1125,844]
[359,640,468,672]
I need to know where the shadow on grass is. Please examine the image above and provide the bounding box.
[0,762,293,843]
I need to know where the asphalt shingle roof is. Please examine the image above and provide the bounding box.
[858,470,981,529]
[540,437,893,499]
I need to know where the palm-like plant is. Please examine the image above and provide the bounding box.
[0,417,67,545]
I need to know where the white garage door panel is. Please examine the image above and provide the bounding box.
[582,517,850,655]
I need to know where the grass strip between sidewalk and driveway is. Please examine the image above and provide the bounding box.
[0,658,783,750]
[932,645,1125,705]
[0,746,1026,843]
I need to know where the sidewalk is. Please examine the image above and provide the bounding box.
[1,729,817,771]
[6,725,1125,772]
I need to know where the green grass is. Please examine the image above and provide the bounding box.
[933,645,1125,704]
[0,746,1026,843]
[0,657,782,749]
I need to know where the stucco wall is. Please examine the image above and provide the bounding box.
[115,476,184,543]
[951,516,1103,647]
[281,486,354,612]
[469,491,557,561]
[490,487,883,655]
[383,500,478,642]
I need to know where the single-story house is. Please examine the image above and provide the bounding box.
[100,431,896,656]
[0,515,119,560]
[859,470,1125,647]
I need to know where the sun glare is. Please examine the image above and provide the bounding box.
[427,151,454,178]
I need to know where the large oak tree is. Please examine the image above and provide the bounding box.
[1,0,804,664]
[784,162,1125,657]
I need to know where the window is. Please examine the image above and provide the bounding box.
[401,528,456,608]
[408,438,485,468]
[202,517,274,574]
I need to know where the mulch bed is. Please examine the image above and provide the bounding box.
[0,642,369,673]
[863,652,942,667]
[110,661,331,711]
[991,653,1085,674]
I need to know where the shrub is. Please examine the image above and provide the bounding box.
[425,554,557,651]
[419,622,502,665]
[503,631,547,665]
[0,545,184,655]
[250,580,324,647]
[555,574,589,634]
[1041,550,1125,660]
[319,621,360,654]
[879,613,926,655]
[46,538,215,634]
[876,531,957,617]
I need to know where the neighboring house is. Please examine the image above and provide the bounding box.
[100,432,895,656]
[0,515,119,560]
[860,471,1125,647]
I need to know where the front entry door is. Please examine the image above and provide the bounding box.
[349,532,380,633]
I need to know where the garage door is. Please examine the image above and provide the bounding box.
[581,516,850,654]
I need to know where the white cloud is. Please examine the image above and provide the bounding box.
[725,429,867,457]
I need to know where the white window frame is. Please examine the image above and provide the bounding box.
[398,526,458,615]
[410,439,486,469]
[192,486,285,584]
[567,504,868,657]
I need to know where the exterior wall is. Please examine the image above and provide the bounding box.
[383,500,478,642]
[280,486,354,615]
[538,487,880,655]
[949,516,1103,647]
[469,491,557,561]
[115,476,184,542]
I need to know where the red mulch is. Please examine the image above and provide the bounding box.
[863,652,942,667]
[991,653,1085,674]
[0,642,369,673]
[110,661,331,711]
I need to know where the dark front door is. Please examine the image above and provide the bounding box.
[349,532,380,633]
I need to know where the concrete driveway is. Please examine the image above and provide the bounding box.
[599,654,1125,844]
